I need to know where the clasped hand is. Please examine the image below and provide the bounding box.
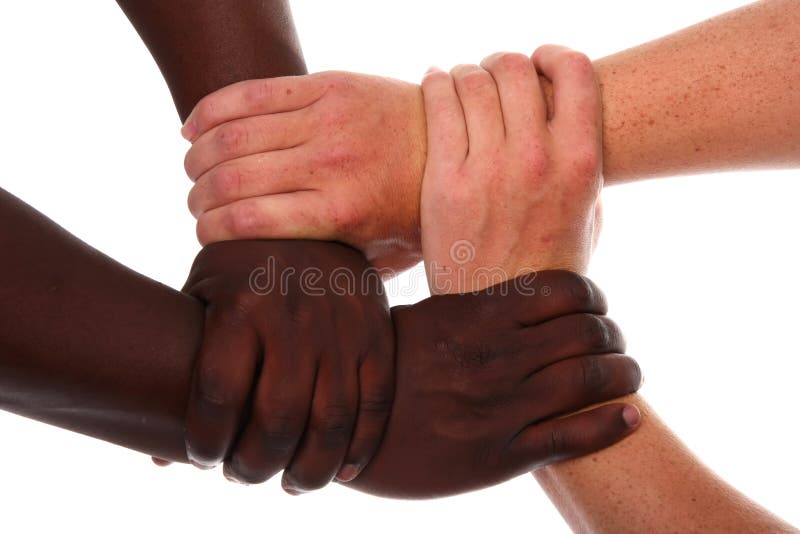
[163,46,642,498]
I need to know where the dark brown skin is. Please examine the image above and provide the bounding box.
[182,241,393,490]
[115,0,396,487]
[0,0,644,497]
[346,273,641,499]
[0,187,199,461]
[0,185,641,493]
[115,0,307,122]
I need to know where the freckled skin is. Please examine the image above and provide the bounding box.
[534,2,800,532]
[597,0,800,184]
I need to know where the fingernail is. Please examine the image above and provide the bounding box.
[190,459,215,471]
[186,449,216,470]
[222,463,249,485]
[622,405,641,428]
[335,464,361,483]
[283,487,302,496]
[181,119,197,141]
[425,66,443,75]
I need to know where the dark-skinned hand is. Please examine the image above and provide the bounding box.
[344,271,641,499]
[154,240,394,492]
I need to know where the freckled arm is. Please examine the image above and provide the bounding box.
[526,5,800,531]
[595,0,800,184]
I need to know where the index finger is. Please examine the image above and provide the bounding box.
[420,68,468,169]
[182,73,329,141]
[531,45,601,143]
[473,270,609,326]
[184,305,260,468]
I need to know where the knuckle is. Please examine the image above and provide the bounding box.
[227,293,258,321]
[626,356,643,390]
[253,407,303,454]
[195,367,239,413]
[243,79,274,106]
[548,428,567,459]
[581,355,611,394]
[422,69,451,88]
[187,185,203,218]
[183,149,196,178]
[313,404,355,449]
[520,144,551,179]
[603,317,626,352]
[568,145,601,186]
[214,123,249,157]
[209,164,243,201]
[358,395,393,418]
[226,200,261,236]
[495,52,531,73]
[313,142,356,170]
[577,313,612,353]
[195,216,213,245]
[319,70,347,93]
[557,273,596,311]
[461,69,494,93]
[192,98,215,130]
[563,51,594,79]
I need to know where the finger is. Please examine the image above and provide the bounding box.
[183,110,312,180]
[183,305,260,468]
[479,52,547,140]
[335,340,395,483]
[507,314,626,375]
[522,354,642,422]
[507,402,640,473]
[182,74,328,142]
[151,458,172,467]
[450,64,505,156]
[531,45,601,142]
[188,150,312,217]
[476,270,608,326]
[195,192,338,246]
[223,339,316,485]
[420,68,468,167]
[282,352,358,494]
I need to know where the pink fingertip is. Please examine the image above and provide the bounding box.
[181,119,198,141]
[335,464,360,483]
[622,405,641,428]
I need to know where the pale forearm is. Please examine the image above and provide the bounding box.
[535,3,800,528]
[534,395,797,532]
[597,0,800,184]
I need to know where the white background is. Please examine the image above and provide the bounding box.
[1,1,798,532]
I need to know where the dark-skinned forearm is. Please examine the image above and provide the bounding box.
[0,1,309,461]
[0,187,202,462]
[115,0,307,121]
